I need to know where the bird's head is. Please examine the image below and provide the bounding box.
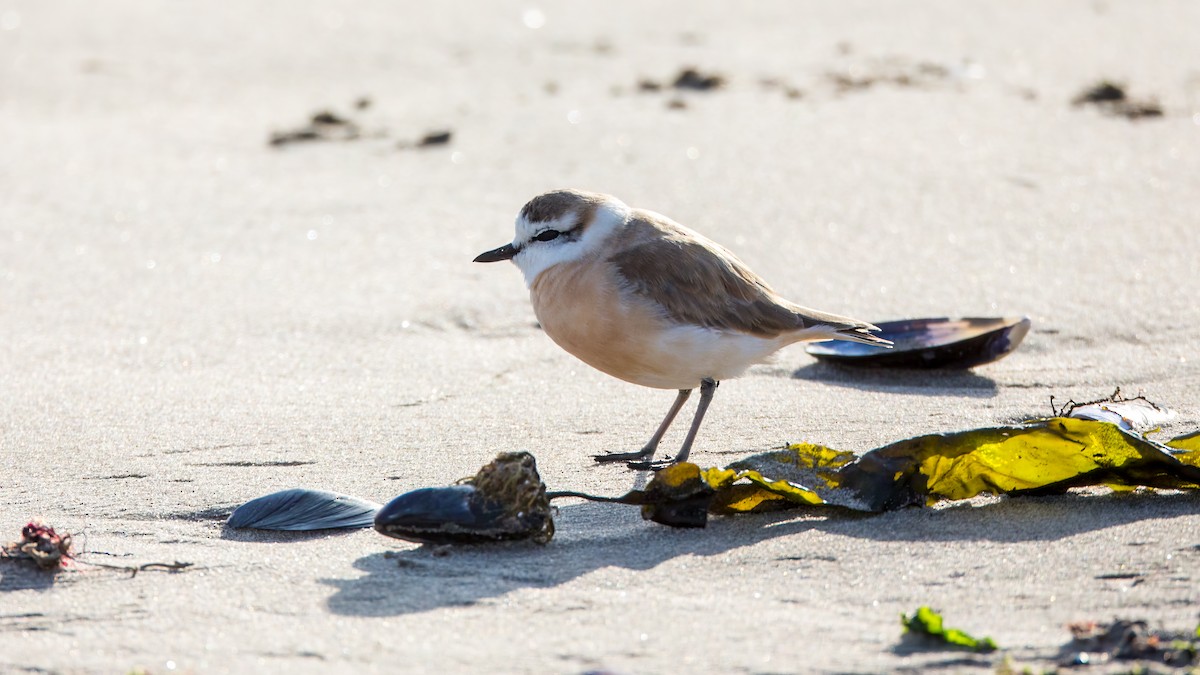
[473,189,630,285]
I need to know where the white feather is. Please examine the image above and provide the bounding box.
[644,324,791,389]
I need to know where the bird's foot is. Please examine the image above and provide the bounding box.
[593,448,655,464]
[623,457,679,471]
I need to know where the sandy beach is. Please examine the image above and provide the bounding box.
[3,1,1199,672]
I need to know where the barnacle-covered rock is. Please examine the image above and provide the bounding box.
[374,452,554,544]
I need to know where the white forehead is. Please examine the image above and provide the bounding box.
[514,210,573,243]
[511,197,631,286]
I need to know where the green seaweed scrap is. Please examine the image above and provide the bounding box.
[902,606,999,653]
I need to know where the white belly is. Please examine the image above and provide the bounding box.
[634,324,790,389]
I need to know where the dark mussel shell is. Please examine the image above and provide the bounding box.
[805,316,1031,369]
[374,452,554,545]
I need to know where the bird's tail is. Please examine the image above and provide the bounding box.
[833,325,893,347]
[791,304,894,348]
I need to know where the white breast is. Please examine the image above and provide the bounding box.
[531,256,793,390]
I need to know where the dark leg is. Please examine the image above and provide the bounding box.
[627,378,719,470]
[594,388,692,463]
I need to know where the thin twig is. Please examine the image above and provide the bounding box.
[546,490,637,504]
[76,559,194,578]
[1050,387,1159,418]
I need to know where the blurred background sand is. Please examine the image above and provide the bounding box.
[2,1,1199,672]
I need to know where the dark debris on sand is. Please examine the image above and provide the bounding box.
[269,99,455,150]
[417,130,453,147]
[827,59,952,93]
[1059,619,1199,668]
[1,521,73,570]
[1072,81,1164,120]
[671,67,725,91]
[638,67,726,94]
[397,129,454,150]
[759,77,804,99]
[269,108,363,146]
[636,67,726,110]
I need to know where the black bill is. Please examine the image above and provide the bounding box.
[473,243,518,263]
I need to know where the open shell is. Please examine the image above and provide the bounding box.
[806,316,1031,369]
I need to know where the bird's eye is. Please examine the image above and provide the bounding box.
[534,230,561,242]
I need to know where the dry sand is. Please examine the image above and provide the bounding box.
[3,1,1199,672]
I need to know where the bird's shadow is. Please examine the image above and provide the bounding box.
[792,362,998,398]
[320,490,1198,617]
[320,501,813,617]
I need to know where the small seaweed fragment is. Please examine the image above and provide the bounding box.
[901,606,998,653]
[375,452,554,544]
[1,521,73,570]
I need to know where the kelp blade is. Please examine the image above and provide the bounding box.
[1168,430,1200,452]
[1167,430,1200,467]
[639,463,715,528]
[703,468,814,514]
[841,417,1200,511]
[701,418,1200,516]
[697,444,901,514]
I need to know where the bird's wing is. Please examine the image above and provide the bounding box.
[609,211,878,339]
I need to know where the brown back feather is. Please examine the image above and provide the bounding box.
[609,213,867,338]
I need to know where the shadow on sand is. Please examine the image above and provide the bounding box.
[321,489,1199,617]
[792,362,998,398]
[0,564,61,592]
